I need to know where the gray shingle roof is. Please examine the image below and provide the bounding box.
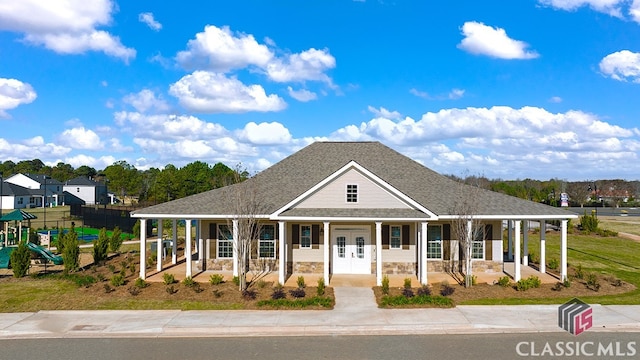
[132,141,575,219]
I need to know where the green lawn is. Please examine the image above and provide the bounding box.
[598,215,640,236]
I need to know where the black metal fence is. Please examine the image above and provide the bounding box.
[70,205,140,234]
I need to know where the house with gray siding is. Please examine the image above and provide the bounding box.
[131,141,577,286]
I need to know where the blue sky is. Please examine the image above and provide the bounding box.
[1,0,639,181]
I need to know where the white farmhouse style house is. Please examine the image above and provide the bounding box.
[131,142,577,286]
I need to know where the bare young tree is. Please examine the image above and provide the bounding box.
[226,167,268,292]
[449,175,485,288]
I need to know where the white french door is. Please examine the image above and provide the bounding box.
[332,227,371,274]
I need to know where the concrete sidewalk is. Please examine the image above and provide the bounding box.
[0,288,639,339]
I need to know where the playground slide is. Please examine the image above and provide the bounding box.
[0,247,13,269]
[26,243,64,265]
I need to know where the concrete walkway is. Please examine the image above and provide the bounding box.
[0,287,639,339]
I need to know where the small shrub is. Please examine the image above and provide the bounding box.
[163,273,176,285]
[586,273,601,291]
[107,264,116,273]
[67,274,97,288]
[516,276,541,291]
[209,274,224,285]
[548,258,559,270]
[212,289,223,298]
[110,274,125,287]
[401,287,415,298]
[575,264,584,280]
[128,263,136,276]
[289,288,306,298]
[296,276,306,288]
[128,286,140,296]
[191,282,203,293]
[96,273,106,282]
[381,275,390,295]
[552,282,564,291]
[611,279,623,287]
[403,277,412,289]
[232,276,240,286]
[9,241,30,278]
[271,287,287,299]
[134,277,148,289]
[165,285,178,295]
[497,276,511,287]
[317,278,325,296]
[242,289,257,300]
[440,283,455,297]
[417,285,432,296]
[528,251,539,264]
[103,284,114,293]
[182,276,196,287]
[465,274,477,286]
[256,279,268,289]
[563,278,571,288]
[580,212,598,233]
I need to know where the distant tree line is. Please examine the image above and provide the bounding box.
[0,159,246,205]
[2,158,638,207]
[447,175,639,207]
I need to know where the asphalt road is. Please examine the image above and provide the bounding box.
[1,333,638,360]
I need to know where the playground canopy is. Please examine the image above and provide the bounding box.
[1,209,37,244]
[0,209,38,222]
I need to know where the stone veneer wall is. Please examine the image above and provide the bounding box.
[293,261,324,273]
[203,259,280,272]
[426,260,502,273]
[382,262,416,275]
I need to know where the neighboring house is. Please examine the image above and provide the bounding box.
[0,182,33,210]
[132,142,577,286]
[63,177,108,205]
[4,173,64,208]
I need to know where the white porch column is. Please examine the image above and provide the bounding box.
[540,220,546,274]
[278,221,286,285]
[522,221,529,267]
[507,220,513,261]
[375,222,382,286]
[514,220,521,282]
[323,221,330,286]
[185,219,192,278]
[232,219,239,277]
[156,219,163,272]
[420,221,428,285]
[560,219,568,281]
[197,220,203,263]
[139,219,147,280]
[171,219,177,265]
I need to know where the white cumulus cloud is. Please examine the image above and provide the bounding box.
[0,78,37,117]
[599,50,640,83]
[458,21,539,60]
[138,12,162,31]
[0,0,135,62]
[59,126,103,150]
[538,0,625,17]
[287,87,317,102]
[176,25,273,72]
[169,71,286,113]
[239,122,292,145]
[123,89,170,113]
[367,106,402,120]
[266,48,336,84]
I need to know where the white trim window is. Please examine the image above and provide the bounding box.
[346,184,358,203]
[390,225,401,249]
[300,225,312,249]
[259,224,276,258]
[427,225,442,259]
[217,224,233,259]
[471,226,484,260]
